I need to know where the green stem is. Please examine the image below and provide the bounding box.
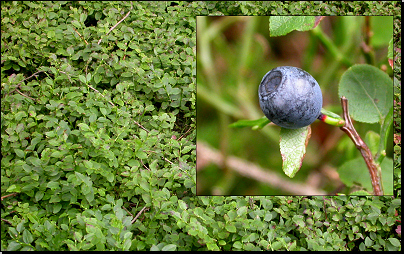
[311,26,353,67]
[318,109,345,127]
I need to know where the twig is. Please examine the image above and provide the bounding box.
[1,218,13,225]
[134,121,149,133]
[140,159,150,170]
[122,206,134,217]
[131,205,148,224]
[339,96,383,195]
[87,84,115,107]
[163,157,174,166]
[21,71,45,82]
[197,141,327,195]
[98,10,131,45]
[15,89,35,100]
[6,71,44,98]
[72,26,88,45]
[178,126,193,141]
[59,71,73,83]
[1,193,18,201]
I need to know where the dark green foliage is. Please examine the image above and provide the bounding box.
[1,1,401,251]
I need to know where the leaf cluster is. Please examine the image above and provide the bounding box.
[1,1,401,251]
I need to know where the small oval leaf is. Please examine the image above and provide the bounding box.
[279,126,311,178]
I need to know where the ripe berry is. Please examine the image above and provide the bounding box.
[258,66,322,129]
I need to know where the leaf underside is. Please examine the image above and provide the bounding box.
[279,126,311,178]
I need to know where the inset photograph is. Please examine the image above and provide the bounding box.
[196,16,394,196]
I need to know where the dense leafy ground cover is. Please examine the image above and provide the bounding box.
[1,1,401,251]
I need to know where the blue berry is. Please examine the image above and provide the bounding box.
[258,66,322,129]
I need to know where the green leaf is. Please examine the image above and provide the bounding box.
[78,123,90,132]
[136,150,148,159]
[14,149,25,158]
[388,37,393,60]
[71,20,81,28]
[178,200,188,210]
[7,184,21,193]
[50,151,64,158]
[388,238,401,247]
[53,203,62,213]
[377,106,393,160]
[338,157,393,195]
[349,190,373,195]
[233,241,242,249]
[207,242,220,251]
[229,117,270,130]
[15,111,27,121]
[116,83,124,93]
[279,126,311,178]
[161,244,177,251]
[364,131,380,155]
[7,241,21,251]
[370,16,393,48]
[320,108,345,127]
[66,46,74,55]
[35,191,44,201]
[94,74,102,84]
[86,73,92,82]
[269,16,315,37]
[47,181,60,189]
[22,230,34,244]
[78,75,87,84]
[237,206,248,217]
[226,223,237,233]
[338,64,393,124]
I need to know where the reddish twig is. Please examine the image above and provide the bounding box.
[1,218,13,225]
[339,96,383,195]
[1,193,18,201]
[72,26,88,45]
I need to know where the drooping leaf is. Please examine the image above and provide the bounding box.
[279,126,311,178]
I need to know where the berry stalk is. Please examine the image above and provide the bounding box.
[317,109,345,127]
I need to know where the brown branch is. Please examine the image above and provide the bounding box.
[98,10,131,45]
[1,218,13,225]
[178,126,193,141]
[131,205,148,224]
[15,89,35,100]
[339,96,383,195]
[122,205,134,217]
[1,193,18,201]
[87,84,115,107]
[197,141,327,195]
[140,159,150,170]
[134,121,149,133]
[72,26,88,45]
[6,71,44,98]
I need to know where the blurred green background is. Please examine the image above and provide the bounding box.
[196,16,393,195]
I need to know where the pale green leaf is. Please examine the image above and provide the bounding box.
[279,126,311,178]
[269,16,315,37]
